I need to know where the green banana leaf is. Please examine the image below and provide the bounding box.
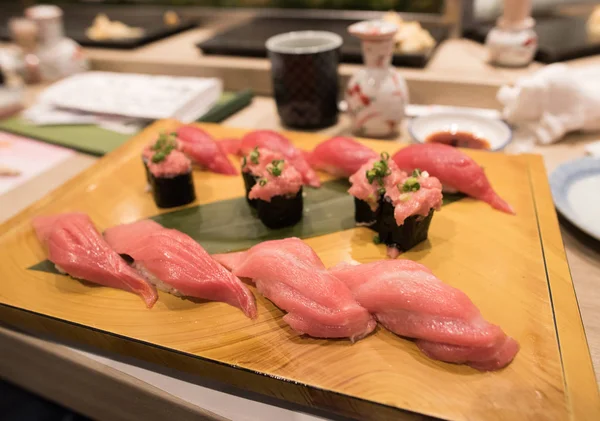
[30,179,463,275]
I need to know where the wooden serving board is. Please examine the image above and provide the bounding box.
[0,121,598,421]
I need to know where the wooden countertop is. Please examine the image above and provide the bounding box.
[84,16,539,94]
[83,15,600,97]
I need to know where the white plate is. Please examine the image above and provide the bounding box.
[550,157,600,241]
[408,112,512,151]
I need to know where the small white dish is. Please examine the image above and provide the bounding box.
[550,157,600,242]
[408,112,512,152]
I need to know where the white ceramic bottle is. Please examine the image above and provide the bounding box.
[486,0,537,67]
[25,5,88,82]
[345,20,408,138]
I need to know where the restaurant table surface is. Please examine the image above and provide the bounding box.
[1,93,599,421]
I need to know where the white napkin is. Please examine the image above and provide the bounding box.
[497,64,600,144]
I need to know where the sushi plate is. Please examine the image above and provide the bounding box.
[0,120,598,421]
[550,157,600,242]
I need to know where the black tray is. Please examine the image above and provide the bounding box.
[197,17,448,68]
[464,16,600,63]
[0,5,197,49]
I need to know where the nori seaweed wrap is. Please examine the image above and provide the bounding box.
[149,168,195,209]
[376,198,435,253]
[354,197,378,227]
[242,170,258,208]
[256,188,303,229]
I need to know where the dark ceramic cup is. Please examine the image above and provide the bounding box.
[266,31,342,129]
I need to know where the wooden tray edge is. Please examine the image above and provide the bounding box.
[526,154,600,419]
[0,323,228,421]
[0,304,431,421]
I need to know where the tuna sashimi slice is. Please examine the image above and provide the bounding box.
[104,220,257,318]
[219,238,376,340]
[417,336,520,372]
[307,136,378,177]
[212,251,248,272]
[330,259,519,370]
[392,143,515,215]
[218,138,243,156]
[32,213,158,308]
[176,125,238,176]
[241,130,321,188]
[283,313,375,342]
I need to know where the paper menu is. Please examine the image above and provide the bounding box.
[34,72,223,122]
[0,131,75,196]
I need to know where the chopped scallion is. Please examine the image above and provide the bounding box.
[267,159,284,177]
[402,177,420,192]
[152,152,166,163]
[249,147,260,165]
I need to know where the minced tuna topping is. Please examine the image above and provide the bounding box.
[385,169,443,226]
[349,153,443,225]
[248,158,303,202]
[147,150,191,177]
[348,153,404,211]
[241,147,284,176]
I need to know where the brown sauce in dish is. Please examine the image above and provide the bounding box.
[425,131,490,150]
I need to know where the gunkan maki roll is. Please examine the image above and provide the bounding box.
[246,156,304,229]
[143,133,196,209]
[349,152,443,257]
[377,169,442,258]
[349,152,401,228]
[240,146,285,208]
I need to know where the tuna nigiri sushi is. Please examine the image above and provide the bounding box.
[33,213,158,308]
[240,130,321,188]
[392,143,515,215]
[330,260,519,371]
[307,136,378,177]
[214,238,376,341]
[176,125,238,176]
[218,138,243,156]
[104,220,257,318]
